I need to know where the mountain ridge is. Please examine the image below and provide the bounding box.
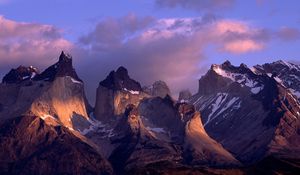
[0,52,300,174]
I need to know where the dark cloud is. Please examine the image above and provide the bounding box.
[277,27,300,41]
[79,13,155,51]
[155,0,235,12]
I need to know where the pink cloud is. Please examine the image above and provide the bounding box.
[78,15,268,102]
[221,40,264,54]
[0,16,72,68]
[212,20,267,54]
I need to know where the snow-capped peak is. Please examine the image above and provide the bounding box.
[212,64,264,94]
[274,60,300,70]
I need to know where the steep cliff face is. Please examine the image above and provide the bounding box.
[0,52,90,131]
[109,104,182,173]
[94,66,149,122]
[138,95,185,143]
[29,76,90,130]
[0,52,113,174]
[190,61,300,163]
[93,68,238,173]
[184,112,240,166]
[2,55,300,174]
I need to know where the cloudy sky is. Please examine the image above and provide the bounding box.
[0,0,299,103]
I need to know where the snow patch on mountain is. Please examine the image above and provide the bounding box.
[146,126,166,133]
[79,116,115,138]
[289,89,300,99]
[212,65,263,94]
[276,60,300,70]
[40,114,57,121]
[123,88,140,95]
[216,97,240,117]
[204,93,228,126]
[70,77,82,84]
[79,118,105,135]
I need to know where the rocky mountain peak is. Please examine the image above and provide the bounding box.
[99,66,142,91]
[34,51,81,82]
[59,51,72,62]
[240,63,248,68]
[116,66,129,77]
[2,65,38,84]
[221,60,232,67]
[254,60,300,100]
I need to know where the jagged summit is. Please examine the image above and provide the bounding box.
[201,61,264,95]
[99,66,142,91]
[59,51,72,61]
[2,65,38,84]
[212,60,254,75]
[1,51,82,84]
[34,51,81,82]
[221,60,232,67]
[254,60,300,100]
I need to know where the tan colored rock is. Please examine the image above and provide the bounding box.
[184,112,240,166]
[29,76,89,130]
[94,85,149,122]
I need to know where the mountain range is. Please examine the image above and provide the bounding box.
[0,51,300,175]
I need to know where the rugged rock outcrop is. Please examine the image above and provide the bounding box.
[190,60,300,164]
[183,111,240,166]
[109,104,182,173]
[2,66,38,84]
[1,54,300,174]
[254,60,300,101]
[0,52,90,130]
[0,52,113,174]
[139,95,184,143]
[34,51,82,82]
[94,66,149,122]
[0,115,113,175]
